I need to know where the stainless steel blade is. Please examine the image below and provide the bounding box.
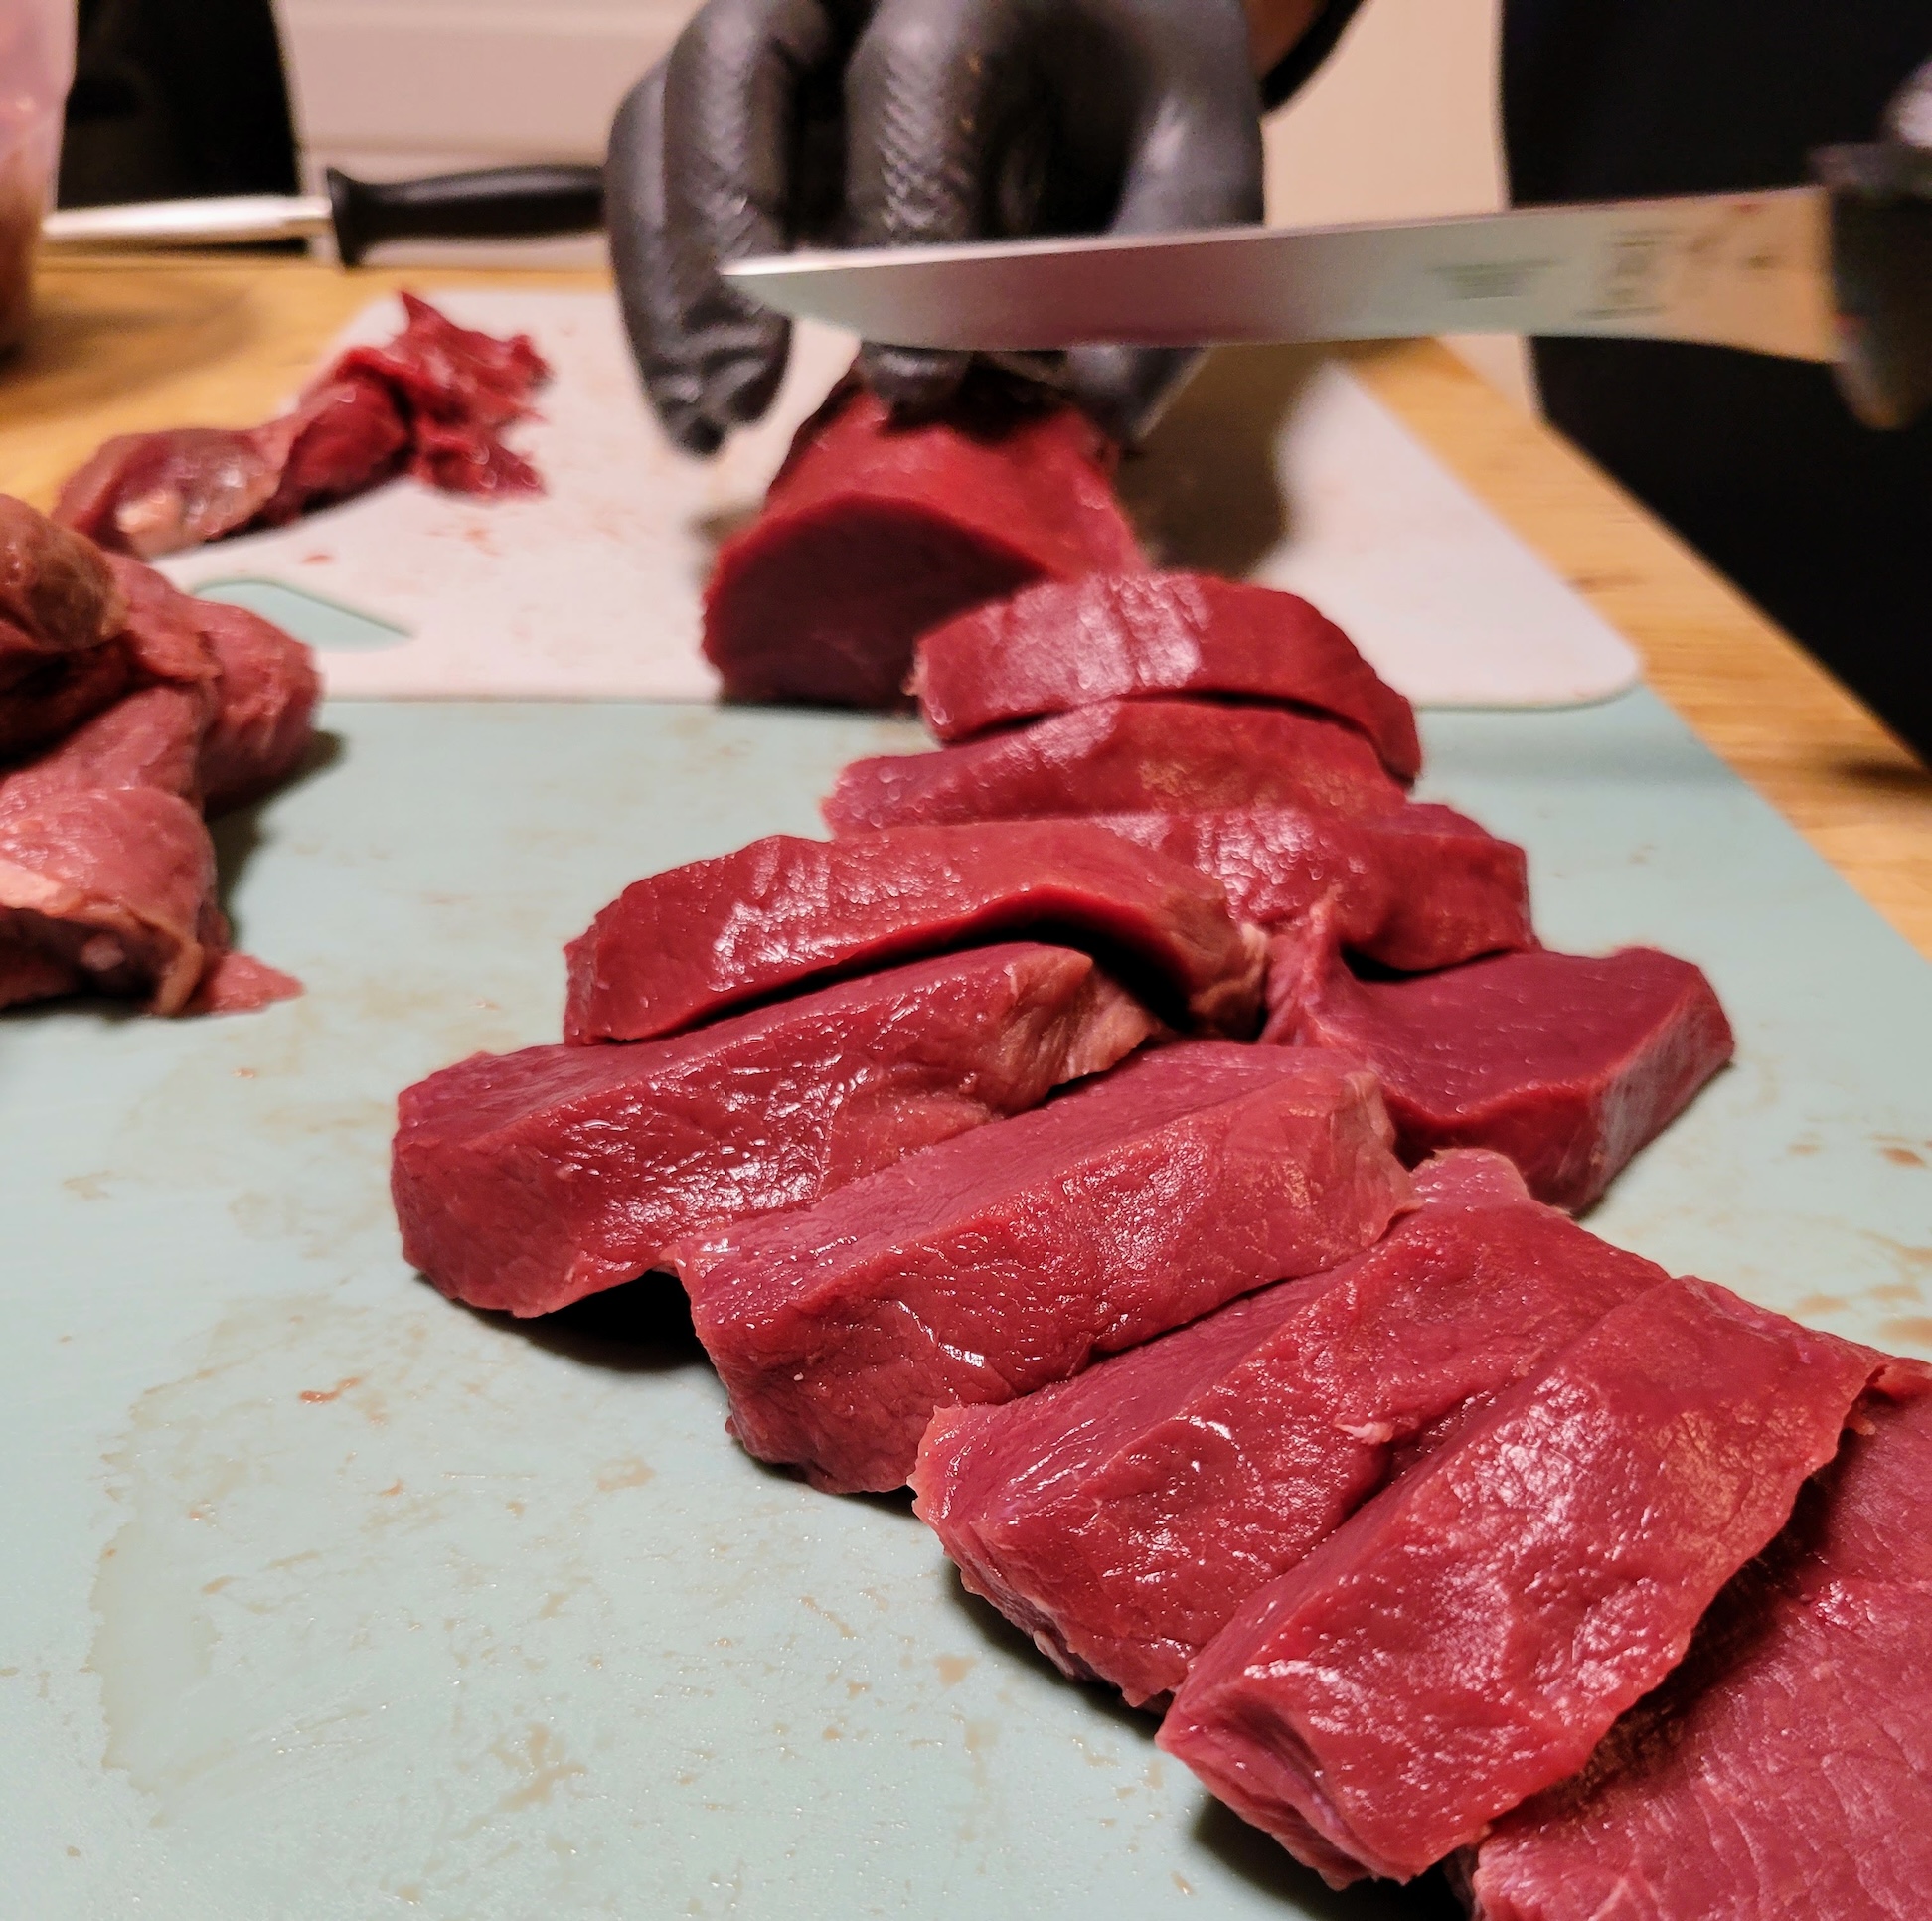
[724,188,1839,362]
[40,196,333,249]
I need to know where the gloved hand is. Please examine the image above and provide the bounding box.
[606,0,1265,455]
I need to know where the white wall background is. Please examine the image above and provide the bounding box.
[275,0,1530,403]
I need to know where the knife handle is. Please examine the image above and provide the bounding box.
[326,165,604,269]
[1818,57,1932,429]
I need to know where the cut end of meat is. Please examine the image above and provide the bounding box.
[703,376,1144,712]
[0,494,127,670]
[561,820,1266,1046]
[1159,1275,1877,1885]
[910,570,1422,783]
[1264,934,1734,1211]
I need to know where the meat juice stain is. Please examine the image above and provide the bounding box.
[1881,1317,1932,1354]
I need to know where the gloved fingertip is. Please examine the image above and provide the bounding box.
[1065,344,1204,449]
[861,344,972,419]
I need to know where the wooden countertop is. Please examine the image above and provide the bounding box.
[3,253,1927,958]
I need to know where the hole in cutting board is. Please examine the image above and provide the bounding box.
[190,578,410,652]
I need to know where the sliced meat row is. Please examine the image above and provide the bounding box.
[1460,1386,1932,1921]
[395,943,1153,1318]
[912,1150,1667,1706]
[561,819,1268,1045]
[675,1042,1411,1493]
[1158,1289,1908,1887]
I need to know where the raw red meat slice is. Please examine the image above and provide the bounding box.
[100,559,318,813]
[395,943,1153,1319]
[0,495,125,676]
[0,641,134,764]
[53,423,295,560]
[676,1042,1411,1494]
[53,294,548,558]
[189,950,305,1016]
[1461,1382,1932,1921]
[190,598,322,814]
[1158,1279,1885,1887]
[561,820,1267,1046]
[912,1150,1665,1707]
[1265,933,1733,1209]
[1089,803,1532,972]
[824,700,1406,836]
[3,685,207,802]
[103,553,226,688]
[0,783,221,1014]
[912,571,1423,782]
[703,378,1145,711]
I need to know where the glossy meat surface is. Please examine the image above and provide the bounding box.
[912,1150,1665,1706]
[562,820,1267,1045]
[1265,936,1733,1209]
[912,570,1422,782]
[395,944,1153,1319]
[1464,1384,1932,1921]
[0,494,125,675]
[0,548,314,1015]
[53,295,548,558]
[677,1042,1411,1494]
[704,380,1144,711]
[1159,1279,1882,1886]
[1089,803,1532,972]
[824,700,1407,836]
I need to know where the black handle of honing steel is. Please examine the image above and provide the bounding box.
[326,164,605,268]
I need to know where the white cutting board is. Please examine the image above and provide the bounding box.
[158,289,1640,709]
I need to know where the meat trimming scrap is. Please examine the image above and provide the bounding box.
[394,943,1154,1318]
[676,1042,1412,1494]
[561,819,1268,1044]
[910,569,1423,782]
[824,699,1407,835]
[911,1150,1667,1707]
[704,376,1146,710]
[52,294,550,559]
[1158,1279,1889,1887]
[1460,1381,1932,1921]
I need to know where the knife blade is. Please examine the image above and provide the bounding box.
[41,164,604,267]
[723,188,1840,364]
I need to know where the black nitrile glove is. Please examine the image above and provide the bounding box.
[606,0,1265,455]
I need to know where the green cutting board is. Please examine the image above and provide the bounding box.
[3,691,1926,1919]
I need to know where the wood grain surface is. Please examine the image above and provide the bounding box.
[2,254,1926,958]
